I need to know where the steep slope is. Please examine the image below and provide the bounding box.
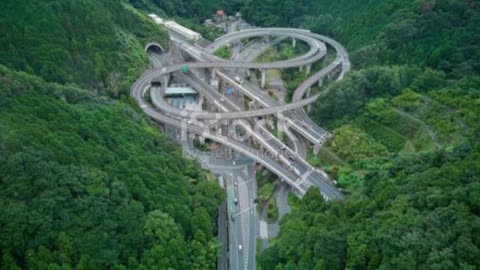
[254,1,480,269]
[0,1,224,269]
[241,0,480,77]
[0,0,168,96]
[0,65,224,269]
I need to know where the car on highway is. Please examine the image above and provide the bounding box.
[238,245,243,251]
[234,76,244,85]
[234,198,238,204]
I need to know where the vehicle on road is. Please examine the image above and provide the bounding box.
[234,76,244,85]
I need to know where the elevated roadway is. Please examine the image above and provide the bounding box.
[134,28,350,200]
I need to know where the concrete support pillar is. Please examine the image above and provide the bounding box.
[261,69,266,88]
[211,68,217,80]
[292,37,297,48]
[246,69,251,77]
[306,88,312,113]
[163,75,169,89]
[313,143,321,155]
[199,136,206,145]
[306,64,312,75]
[318,77,324,87]
[299,65,303,72]
[249,100,256,110]
[222,123,228,137]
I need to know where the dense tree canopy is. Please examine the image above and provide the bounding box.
[241,0,480,78]
[0,0,168,96]
[1,0,480,269]
[254,0,480,269]
[0,66,224,269]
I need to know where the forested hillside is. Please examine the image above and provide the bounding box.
[0,65,223,269]
[0,0,168,97]
[0,1,224,269]
[254,0,480,269]
[2,0,479,269]
[242,0,480,78]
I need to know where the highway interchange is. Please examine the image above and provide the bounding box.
[132,23,350,270]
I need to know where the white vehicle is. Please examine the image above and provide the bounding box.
[238,245,243,251]
[234,198,238,204]
[233,160,236,166]
[234,76,244,85]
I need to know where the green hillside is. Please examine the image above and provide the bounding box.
[1,0,479,269]
[254,1,480,269]
[241,0,480,78]
[0,65,223,269]
[0,1,224,269]
[0,0,168,97]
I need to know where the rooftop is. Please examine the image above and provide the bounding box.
[165,87,198,96]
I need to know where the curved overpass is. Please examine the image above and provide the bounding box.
[150,84,320,120]
[132,28,349,200]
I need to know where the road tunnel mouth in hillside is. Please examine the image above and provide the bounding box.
[145,43,164,54]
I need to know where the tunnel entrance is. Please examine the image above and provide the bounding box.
[145,43,165,54]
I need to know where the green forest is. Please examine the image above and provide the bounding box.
[249,0,480,269]
[0,0,224,269]
[0,0,168,97]
[1,0,479,269]
[0,66,224,269]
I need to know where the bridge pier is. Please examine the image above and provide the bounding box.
[306,88,312,113]
[246,69,251,78]
[211,68,217,80]
[261,69,266,88]
[306,64,312,75]
[313,143,321,155]
[318,77,324,87]
[249,100,256,110]
[292,37,296,48]
[163,75,169,89]
[299,65,303,72]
